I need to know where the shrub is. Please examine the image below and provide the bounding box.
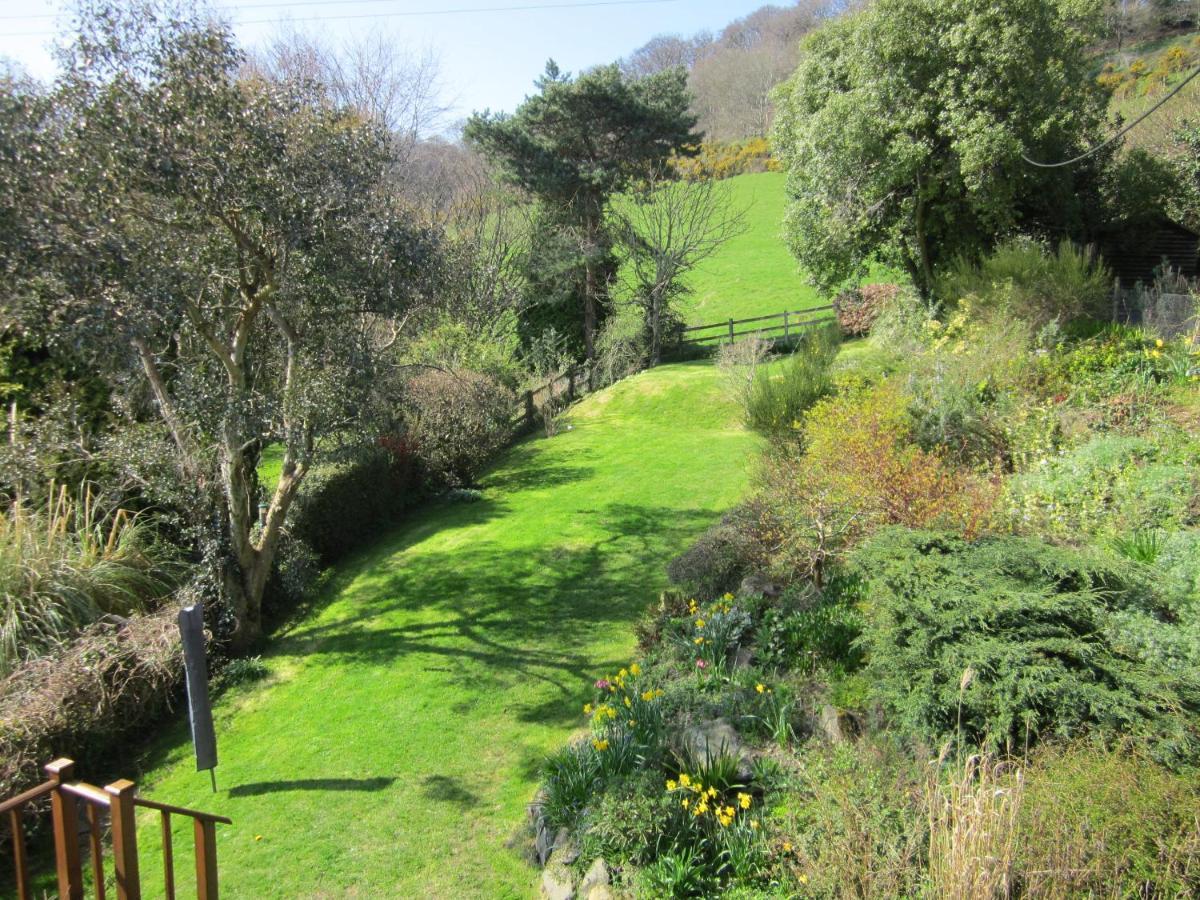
[667,506,758,600]
[289,446,420,565]
[757,589,864,676]
[671,138,777,181]
[744,323,841,438]
[402,368,515,487]
[1005,433,1200,540]
[833,284,901,337]
[0,607,184,813]
[850,529,1200,763]
[1015,742,1200,896]
[1041,324,1185,404]
[541,742,604,832]
[0,487,179,675]
[753,382,998,585]
[938,237,1110,327]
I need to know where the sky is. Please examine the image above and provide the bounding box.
[0,0,774,125]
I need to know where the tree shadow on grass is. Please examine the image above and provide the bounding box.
[276,502,717,724]
[228,776,396,797]
[420,774,480,809]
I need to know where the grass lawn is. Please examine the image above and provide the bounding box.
[681,171,822,326]
[125,361,759,898]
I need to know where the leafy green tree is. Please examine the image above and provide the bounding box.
[772,0,1113,297]
[13,4,438,648]
[465,61,697,362]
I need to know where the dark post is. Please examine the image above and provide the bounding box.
[727,318,735,345]
[178,606,218,781]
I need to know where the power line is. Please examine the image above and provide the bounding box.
[1023,61,1200,168]
[0,0,681,36]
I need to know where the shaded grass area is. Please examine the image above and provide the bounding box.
[122,362,758,898]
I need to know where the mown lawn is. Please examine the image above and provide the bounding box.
[127,362,759,898]
[681,171,823,326]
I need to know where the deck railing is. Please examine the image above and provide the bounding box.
[2,758,231,900]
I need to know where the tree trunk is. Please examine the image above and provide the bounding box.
[913,179,935,299]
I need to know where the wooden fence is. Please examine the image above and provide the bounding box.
[680,304,836,347]
[2,758,231,899]
[516,362,594,431]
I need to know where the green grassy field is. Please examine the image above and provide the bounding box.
[127,363,758,898]
[680,171,824,326]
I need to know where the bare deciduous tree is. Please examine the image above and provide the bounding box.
[618,174,748,363]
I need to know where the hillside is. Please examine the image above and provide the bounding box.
[125,363,759,898]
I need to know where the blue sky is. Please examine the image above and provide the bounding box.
[0,0,773,124]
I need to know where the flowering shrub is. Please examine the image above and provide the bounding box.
[1005,433,1200,539]
[753,381,999,585]
[671,138,778,181]
[834,283,901,337]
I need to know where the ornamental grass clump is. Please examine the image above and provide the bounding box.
[0,485,179,675]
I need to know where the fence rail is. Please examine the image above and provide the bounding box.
[3,758,230,900]
[681,304,836,345]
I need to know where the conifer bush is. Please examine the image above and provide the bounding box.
[850,529,1200,765]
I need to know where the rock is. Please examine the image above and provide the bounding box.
[586,887,616,900]
[579,858,610,896]
[732,645,753,670]
[738,572,781,599]
[680,718,754,779]
[541,861,575,900]
[534,820,553,866]
[551,828,580,866]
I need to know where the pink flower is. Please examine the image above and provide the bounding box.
[594,679,611,691]
[695,659,708,670]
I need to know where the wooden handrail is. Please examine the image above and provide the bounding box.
[4,759,230,900]
[134,796,233,825]
[0,780,55,816]
[62,781,113,808]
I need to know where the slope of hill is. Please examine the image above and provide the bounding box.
[125,362,759,898]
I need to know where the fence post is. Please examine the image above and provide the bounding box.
[45,759,83,900]
[195,818,219,900]
[783,310,790,341]
[727,319,735,345]
[106,779,141,900]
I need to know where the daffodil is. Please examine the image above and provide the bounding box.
[695,618,705,629]
[666,779,677,791]
[679,773,691,787]
[750,820,759,830]
[681,797,690,809]
[629,663,641,676]
[583,703,593,715]
[738,792,751,810]
[706,787,717,799]
[592,738,609,751]
[755,683,765,694]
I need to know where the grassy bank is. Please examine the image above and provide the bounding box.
[124,362,758,897]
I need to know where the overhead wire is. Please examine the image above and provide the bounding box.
[0,0,682,36]
[1022,58,1200,168]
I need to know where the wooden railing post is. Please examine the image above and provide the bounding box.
[783,310,790,340]
[727,318,735,345]
[194,818,219,900]
[106,779,141,900]
[45,759,83,900]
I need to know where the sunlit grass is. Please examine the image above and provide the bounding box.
[127,362,760,898]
